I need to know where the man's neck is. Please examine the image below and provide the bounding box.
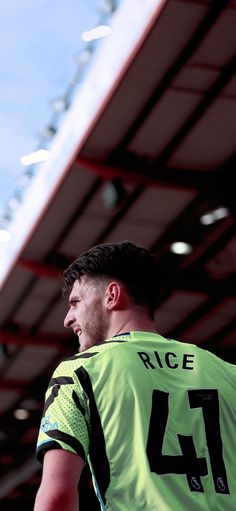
[106,310,156,339]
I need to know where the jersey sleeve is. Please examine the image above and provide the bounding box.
[36,360,90,463]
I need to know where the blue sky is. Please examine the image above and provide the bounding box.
[0,0,99,215]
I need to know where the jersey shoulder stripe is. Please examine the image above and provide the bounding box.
[48,376,73,387]
[77,352,99,358]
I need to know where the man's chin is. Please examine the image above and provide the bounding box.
[78,337,89,353]
[78,341,83,353]
[78,336,97,353]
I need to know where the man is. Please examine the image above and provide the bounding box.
[34,241,236,511]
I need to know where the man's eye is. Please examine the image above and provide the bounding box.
[71,300,80,306]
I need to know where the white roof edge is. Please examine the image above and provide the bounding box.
[0,0,168,289]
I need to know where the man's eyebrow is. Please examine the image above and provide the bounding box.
[69,295,80,305]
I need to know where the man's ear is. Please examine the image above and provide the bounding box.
[105,281,124,310]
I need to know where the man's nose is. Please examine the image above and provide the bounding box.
[64,310,74,328]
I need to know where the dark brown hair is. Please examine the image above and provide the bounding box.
[62,241,161,318]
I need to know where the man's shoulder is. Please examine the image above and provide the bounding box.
[53,339,124,374]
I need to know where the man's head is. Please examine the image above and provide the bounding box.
[63,241,161,351]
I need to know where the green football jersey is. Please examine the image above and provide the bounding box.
[36,331,236,511]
